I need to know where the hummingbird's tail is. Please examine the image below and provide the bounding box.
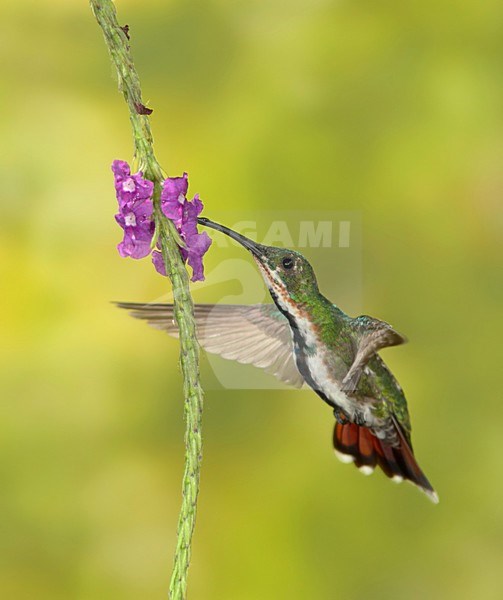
[333,420,439,503]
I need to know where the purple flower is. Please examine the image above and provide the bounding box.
[183,229,212,282]
[160,173,189,224]
[151,248,166,276]
[112,161,211,281]
[112,160,154,259]
[157,175,212,282]
[112,160,153,208]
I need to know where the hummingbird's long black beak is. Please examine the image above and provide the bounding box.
[198,217,265,258]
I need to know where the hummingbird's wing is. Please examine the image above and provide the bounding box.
[341,316,406,393]
[116,302,304,388]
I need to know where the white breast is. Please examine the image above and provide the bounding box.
[295,314,375,425]
[291,314,351,412]
[304,353,354,417]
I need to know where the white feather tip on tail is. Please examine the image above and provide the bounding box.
[358,465,374,476]
[422,487,440,504]
[334,450,355,464]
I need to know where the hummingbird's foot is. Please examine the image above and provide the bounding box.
[353,409,368,427]
[333,407,351,425]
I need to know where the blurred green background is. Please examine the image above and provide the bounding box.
[1,1,502,598]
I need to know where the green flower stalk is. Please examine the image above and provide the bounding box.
[89,1,204,597]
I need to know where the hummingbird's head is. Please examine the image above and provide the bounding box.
[198,218,319,310]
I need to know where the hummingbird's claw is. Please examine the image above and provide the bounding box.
[353,410,368,427]
[333,407,351,425]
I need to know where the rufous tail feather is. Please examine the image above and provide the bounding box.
[333,419,438,503]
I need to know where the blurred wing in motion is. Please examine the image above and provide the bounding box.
[116,302,304,388]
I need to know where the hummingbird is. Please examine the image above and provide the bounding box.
[117,217,438,503]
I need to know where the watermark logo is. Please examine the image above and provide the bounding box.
[212,220,352,249]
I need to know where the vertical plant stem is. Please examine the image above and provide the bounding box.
[89,2,203,597]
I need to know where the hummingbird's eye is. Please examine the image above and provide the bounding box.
[282,256,294,270]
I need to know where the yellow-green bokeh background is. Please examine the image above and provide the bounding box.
[1,1,502,598]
